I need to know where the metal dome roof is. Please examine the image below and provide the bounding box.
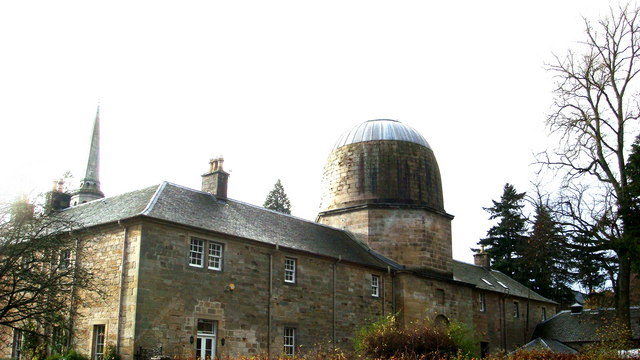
[332,119,431,150]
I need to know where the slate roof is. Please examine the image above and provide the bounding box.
[533,307,640,343]
[59,182,391,269]
[452,261,556,303]
[519,337,578,354]
[58,181,560,298]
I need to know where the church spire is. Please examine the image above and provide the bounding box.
[84,106,100,182]
[70,107,105,206]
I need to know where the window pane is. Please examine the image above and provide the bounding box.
[190,239,204,267]
[13,329,22,360]
[92,325,105,360]
[371,275,380,297]
[284,258,296,283]
[283,327,295,356]
[60,250,72,269]
[208,243,223,270]
[197,319,216,334]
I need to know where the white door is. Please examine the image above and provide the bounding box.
[196,319,217,360]
[196,335,216,360]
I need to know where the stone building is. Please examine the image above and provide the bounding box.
[2,116,556,360]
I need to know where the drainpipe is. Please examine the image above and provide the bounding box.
[67,233,82,349]
[525,289,531,345]
[501,295,507,350]
[333,256,341,344]
[391,270,396,315]
[116,221,128,355]
[267,252,273,357]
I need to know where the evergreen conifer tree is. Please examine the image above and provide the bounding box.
[264,179,292,214]
[522,204,573,303]
[570,236,608,294]
[625,135,640,271]
[477,183,528,281]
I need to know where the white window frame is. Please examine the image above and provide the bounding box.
[189,238,205,268]
[479,292,486,312]
[92,325,105,360]
[208,242,223,271]
[371,274,380,297]
[59,249,72,269]
[12,329,23,360]
[284,257,296,284]
[283,327,295,356]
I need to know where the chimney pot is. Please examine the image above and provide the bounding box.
[46,179,71,212]
[202,157,229,199]
[474,247,491,269]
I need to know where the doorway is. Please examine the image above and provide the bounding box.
[196,319,217,360]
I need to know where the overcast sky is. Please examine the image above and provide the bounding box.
[0,0,628,263]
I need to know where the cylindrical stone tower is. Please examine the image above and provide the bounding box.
[317,119,454,276]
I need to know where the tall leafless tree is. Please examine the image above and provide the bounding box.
[0,197,99,343]
[540,4,640,326]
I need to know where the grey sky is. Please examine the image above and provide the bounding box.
[0,0,625,263]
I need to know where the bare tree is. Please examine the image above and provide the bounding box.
[540,4,640,325]
[0,197,98,343]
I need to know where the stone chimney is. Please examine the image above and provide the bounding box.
[474,246,490,269]
[46,179,71,212]
[202,157,229,199]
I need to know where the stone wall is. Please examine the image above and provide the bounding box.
[319,208,453,274]
[394,273,475,327]
[391,273,556,354]
[71,223,142,359]
[319,141,444,212]
[134,220,393,358]
[0,223,141,360]
[472,289,557,353]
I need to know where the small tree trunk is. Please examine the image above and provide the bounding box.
[617,253,631,329]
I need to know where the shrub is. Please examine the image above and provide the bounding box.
[354,315,459,359]
[61,350,89,360]
[103,344,120,360]
[447,321,478,359]
[21,323,47,360]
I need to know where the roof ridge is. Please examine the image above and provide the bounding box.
[141,182,167,215]
[59,184,161,212]
[161,181,360,234]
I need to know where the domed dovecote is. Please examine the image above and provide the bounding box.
[317,119,453,276]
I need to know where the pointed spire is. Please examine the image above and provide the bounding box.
[70,106,105,206]
[84,106,100,182]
